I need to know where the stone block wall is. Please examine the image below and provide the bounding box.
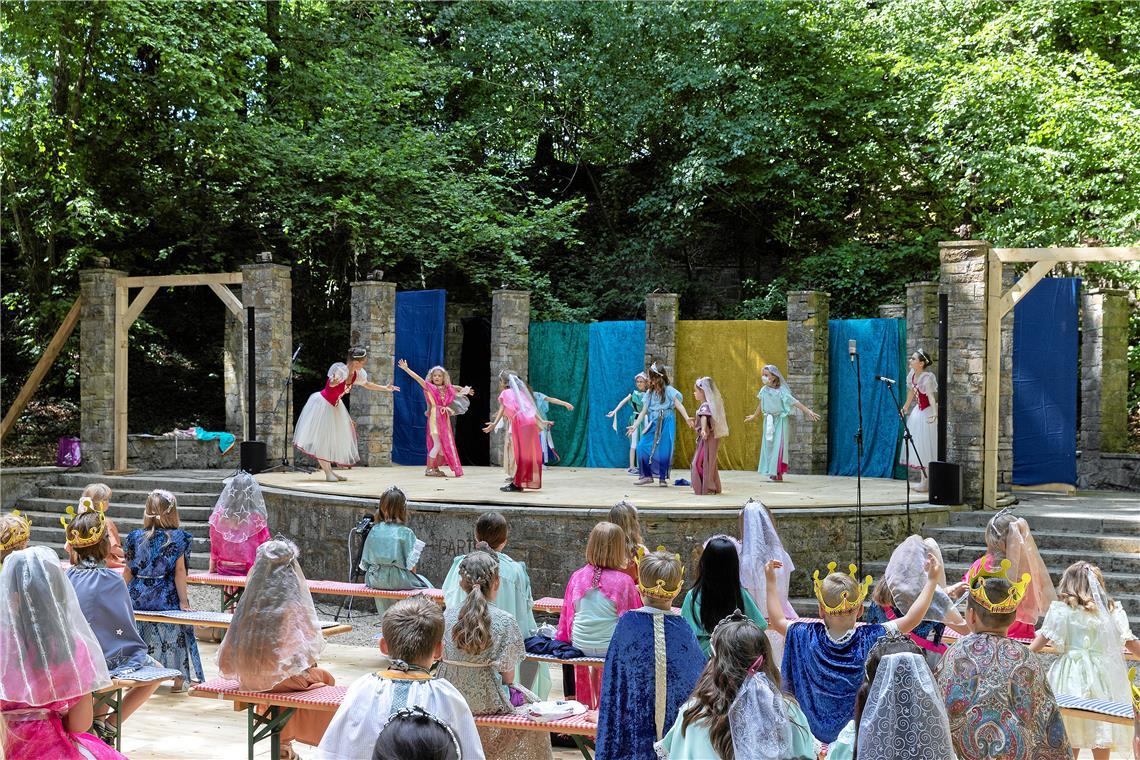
[241,262,292,458]
[222,291,245,440]
[785,291,829,474]
[445,303,480,382]
[489,290,530,465]
[350,280,397,466]
[905,282,941,367]
[644,293,679,371]
[79,267,124,473]
[877,303,905,320]
[1079,288,1133,488]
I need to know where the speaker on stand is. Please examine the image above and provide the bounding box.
[240,305,268,474]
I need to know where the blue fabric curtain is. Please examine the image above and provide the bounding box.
[1013,278,1079,486]
[392,290,446,465]
[528,323,591,467]
[827,319,906,478]
[586,321,647,468]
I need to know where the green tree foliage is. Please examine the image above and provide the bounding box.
[2,0,1137,441]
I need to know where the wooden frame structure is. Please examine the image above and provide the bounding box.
[0,297,83,441]
[111,272,244,473]
[983,246,1139,508]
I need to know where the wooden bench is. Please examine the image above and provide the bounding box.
[133,609,352,637]
[191,677,598,760]
[1055,693,1135,726]
[187,572,445,611]
[93,666,183,751]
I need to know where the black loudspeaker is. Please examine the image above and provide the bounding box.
[928,461,962,505]
[240,441,267,474]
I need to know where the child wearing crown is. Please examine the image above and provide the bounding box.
[934,560,1071,760]
[64,504,162,743]
[0,510,31,564]
[65,484,125,569]
[594,549,706,760]
[764,554,941,743]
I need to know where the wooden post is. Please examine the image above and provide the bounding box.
[0,297,83,441]
[112,281,131,473]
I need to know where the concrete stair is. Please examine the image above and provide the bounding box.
[16,471,224,571]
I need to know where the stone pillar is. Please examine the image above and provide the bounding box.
[241,260,292,459]
[785,291,830,474]
[489,290,530,465]
[997,266,1016,490]
[938,240,989,502]
[79,265,125,473]
[349,279,397,466]
[877,303,905,320]
[905,282,941,367]
[223,291,245,440]
[1080,289,1131,484]
[644,293,679,371]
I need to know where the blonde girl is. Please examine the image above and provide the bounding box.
[608,499,648,583]
[0,510,31,564]
[397,359,472,478]
[66,484,125,569]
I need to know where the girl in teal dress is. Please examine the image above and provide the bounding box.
[656,611,816,760]
[607,372,649,473]
[745,364,820,482]
[360,486,432,614]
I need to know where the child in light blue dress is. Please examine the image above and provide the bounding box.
[361,486,432,614]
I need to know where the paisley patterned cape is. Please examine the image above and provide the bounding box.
[934,632,1071,760]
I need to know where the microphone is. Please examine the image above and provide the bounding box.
[291,344,303,362]
[848,339,857,363]
[875,376,896,385]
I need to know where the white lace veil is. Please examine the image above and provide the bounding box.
[1005,517,1057,626]
[217,539,325,691]
[729,670,791,760]
[209,470,269,544]
[739,499,796,619]
[1086,568,1131,708]
[883,536,964,626]
[505,372,542,423]
[0,546,111,704]
[856,652,955,759]
[695,376,730,439]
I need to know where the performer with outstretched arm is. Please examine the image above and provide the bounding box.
[397,359,473,478]
[293,346,399,481]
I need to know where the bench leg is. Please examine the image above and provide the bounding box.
[572,735,594,760]
[246,703,294,760]
[93,687,124,751]
[222,585,243,611]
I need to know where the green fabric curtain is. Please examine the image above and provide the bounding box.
[528,322,590,466]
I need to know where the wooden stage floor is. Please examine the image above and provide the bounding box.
[257,465,917,511]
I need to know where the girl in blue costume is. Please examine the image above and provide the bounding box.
[628,362,691,487]
[745,364,820,481]
[606,372,649,473]
[762,552,940,744]
[595,549,706,760]
[361,486,433,615]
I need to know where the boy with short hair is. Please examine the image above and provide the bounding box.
[317,595,485,760]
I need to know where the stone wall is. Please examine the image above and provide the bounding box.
[1079,452,1139,491]
[241,262,292,458]
[877,303,905,320]
[1079,288,1133,489]
[126,436,235,471]
[644,293,679,371]
[785,291,829,474]
[445,303,480,382]
[79,267,124,472]
[905,282,941,367]
[350,280,397,466]
[222,291,245,440]
[0,466,67,510]
[264,488,952,600]
[489,290,530,465]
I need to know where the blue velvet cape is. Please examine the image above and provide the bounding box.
[781,620,889,743]
[595,609,706,760]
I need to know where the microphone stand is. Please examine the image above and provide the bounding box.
[850,350,864,575]
[263,344,313,474]
[884,379,924,535]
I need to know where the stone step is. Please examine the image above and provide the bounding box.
[28,522,212,547]
[946,511,1140,536]
[934,546,1140,577]
[40,486,219,508]
[38,541,210,571]
[56,472,225,495]
[928,526,1140,555]
[17,498,214,525]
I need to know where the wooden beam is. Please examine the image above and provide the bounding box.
[998,260,1056,317]
[992,247,1140,263]
[983,247,1002,509]
[0,298,82,442]
[124,286,158,327]
[119,273,242,288]
[207,283,244,318]
[113,283,129,472]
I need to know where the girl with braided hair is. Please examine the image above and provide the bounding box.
[438,545,553,760]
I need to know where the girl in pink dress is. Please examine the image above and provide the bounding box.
[397,359,473,478]
[484,370,546,493]
[293,346,400,482]
[208,470,271,577]
[0,546,126,760]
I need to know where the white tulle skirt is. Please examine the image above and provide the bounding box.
[899,405,938,470]
[293,393,359,465]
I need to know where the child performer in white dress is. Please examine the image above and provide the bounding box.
[293,346,400,482]
[899,350,938,492]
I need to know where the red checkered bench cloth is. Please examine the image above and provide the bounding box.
[192,677,598,759]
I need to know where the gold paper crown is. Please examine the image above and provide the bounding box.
[1129,667,1139,712]
[1,510,32,551]
[813,562,873,615]
[966,558,1031,613]
[635,545,685,599]
[60,502,108,549]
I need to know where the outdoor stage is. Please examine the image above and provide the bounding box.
[255,465,918,512]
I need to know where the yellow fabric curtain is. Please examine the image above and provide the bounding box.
[673,320,788,471]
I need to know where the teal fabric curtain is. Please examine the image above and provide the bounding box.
[528,323,590,466]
